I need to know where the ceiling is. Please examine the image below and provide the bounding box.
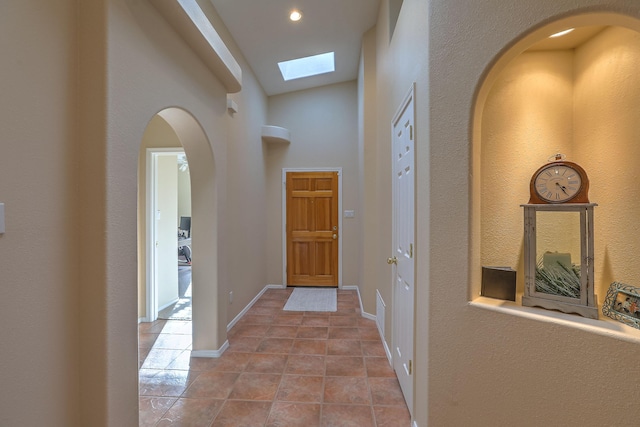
[209,0,381,96]
[527,26,607,51]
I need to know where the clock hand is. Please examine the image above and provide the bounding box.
[555,182,569,195]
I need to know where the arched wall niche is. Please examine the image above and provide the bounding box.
[139,106,225,352]
[471,13,640,318]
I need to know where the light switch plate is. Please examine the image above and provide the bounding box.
[344,210,355,218]
[0,203,5,234]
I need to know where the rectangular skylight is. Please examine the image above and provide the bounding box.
[278,52,335,81]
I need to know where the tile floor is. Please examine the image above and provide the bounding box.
[139,288,411,426]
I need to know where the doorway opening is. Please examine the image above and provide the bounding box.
[146,148,192,322]
[138,107,223,369]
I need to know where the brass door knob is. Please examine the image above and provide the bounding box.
[387,256,398,265]
[332,234,338,240]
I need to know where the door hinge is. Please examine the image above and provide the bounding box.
[410,125,413,140]
[409,359,412,375]
[410,243,413,258]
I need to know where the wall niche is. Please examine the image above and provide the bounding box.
[472,19,640,321]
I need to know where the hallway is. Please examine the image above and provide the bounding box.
[139,288,411,426]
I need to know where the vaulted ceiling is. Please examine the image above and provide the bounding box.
[210,0,381,96]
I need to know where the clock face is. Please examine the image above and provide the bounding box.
[533,164,583,203]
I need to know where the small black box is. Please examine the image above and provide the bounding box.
[481,266,516,301]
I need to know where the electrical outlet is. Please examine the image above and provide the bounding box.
[229,291,233,304]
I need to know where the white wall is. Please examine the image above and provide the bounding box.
[178,166,191,221]
[360,2,431,422]
[79,0,269,423]
[266,81,360,287]
[433,2,640,426]
[0,1,80,425]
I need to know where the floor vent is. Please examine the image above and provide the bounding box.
[376,289,385,337]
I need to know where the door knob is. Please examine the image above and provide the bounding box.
[387,256,397,265]
[332,234,338,240]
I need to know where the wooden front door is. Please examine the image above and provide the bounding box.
[286,171,339,287]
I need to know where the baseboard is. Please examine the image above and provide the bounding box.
[138,317,149,324]
[344,285,392,363]
[158,297,179,312]
[227,284,288,331]
[382,334,392,362]
[227,286,271,331]
[191,340,229,358]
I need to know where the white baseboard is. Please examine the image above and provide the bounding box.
[345,285,392,363]
[158,297,179,312]
[267,283,287,289]
[227,286,271,331]
[191,340,229,358]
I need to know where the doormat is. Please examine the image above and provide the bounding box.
[283,288,337,312]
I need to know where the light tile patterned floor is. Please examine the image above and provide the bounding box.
[139,288,411,426]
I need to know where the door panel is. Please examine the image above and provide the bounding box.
[287,171,339,287]
[392,87,415,415]
[156,155,179,309]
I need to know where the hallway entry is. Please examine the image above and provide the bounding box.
[285,171,340,287]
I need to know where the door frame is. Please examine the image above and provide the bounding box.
[390,83,416,415]
[281,167,343,287]
[145,147,184,322]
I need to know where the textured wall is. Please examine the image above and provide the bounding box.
[266,82,360,287]
[480,25,640,303]
[574,26,640,293]
[0,1,80,425]
[436,1,640,426]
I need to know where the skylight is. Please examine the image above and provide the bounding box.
[278,52,335,81]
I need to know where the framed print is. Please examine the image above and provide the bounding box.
[602,282,640,330]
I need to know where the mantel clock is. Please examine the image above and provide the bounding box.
[521,155,598,319]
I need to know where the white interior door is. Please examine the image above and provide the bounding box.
[155,155,179,310]
[391,84,415,415]
[146,149,181,321]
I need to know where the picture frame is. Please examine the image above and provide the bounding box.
[602,282,640,330]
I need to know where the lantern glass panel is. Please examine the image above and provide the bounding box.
[534,210,582,299]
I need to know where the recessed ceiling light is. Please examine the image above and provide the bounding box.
[549,28,575,38]
[289,10,302,22]
[278,52,335,81]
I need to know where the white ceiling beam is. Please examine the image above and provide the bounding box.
[149,0,242,93]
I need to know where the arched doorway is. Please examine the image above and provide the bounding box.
[138,107,225,361]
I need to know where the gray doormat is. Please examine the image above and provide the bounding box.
[283,287,337,312]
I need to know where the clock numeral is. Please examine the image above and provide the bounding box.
[546,191,553,198]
